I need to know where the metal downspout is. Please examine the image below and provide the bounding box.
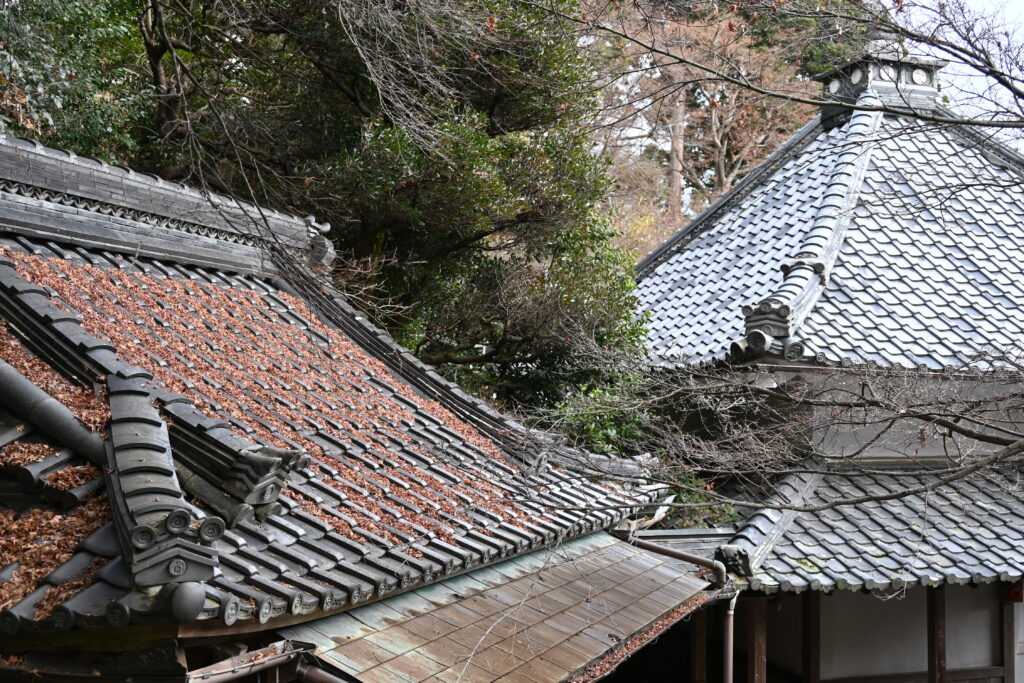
[724,591,741,683]
[293,659,349,683]
[627,537,728,587]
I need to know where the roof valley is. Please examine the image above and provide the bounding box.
[721,469,824,581]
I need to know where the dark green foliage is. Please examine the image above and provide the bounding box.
[736,0,878,78]
[2,0,643,407]
[0,1,150,159]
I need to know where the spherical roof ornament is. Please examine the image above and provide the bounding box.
[106,601,131,627]
[199,517,226,543]
[130,524,157,549]
[165,509,191,535]
[170,582,207,622]
[221,596,240,626]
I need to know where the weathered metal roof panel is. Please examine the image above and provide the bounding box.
[280,532,709,682]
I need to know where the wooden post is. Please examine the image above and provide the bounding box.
[748,597,767,683]
[927,585,946,683]
[802,591,820,683]
[1003,583,1018,683]
[690,607,708,683]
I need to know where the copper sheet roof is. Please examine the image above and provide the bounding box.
[280,532,708,682]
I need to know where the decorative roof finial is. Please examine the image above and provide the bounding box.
[814,10,948,127]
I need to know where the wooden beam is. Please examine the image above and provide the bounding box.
[803,591,821,683]
[928,585,947,683]
[748,597,767,683]
[691,607,708,683]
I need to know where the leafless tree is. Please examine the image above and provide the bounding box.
[570,0,1024,127]
[591,2,814,230]
[525,334,1024,521]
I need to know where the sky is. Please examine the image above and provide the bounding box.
[912,0,1024,139]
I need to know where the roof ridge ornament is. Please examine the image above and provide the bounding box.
[733,91,883,363]
[816,39,948,128]
[716,468,825,578]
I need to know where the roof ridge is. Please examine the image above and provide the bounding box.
[0,134,317,230]
[721,468,825,577]
[939,107,1024,178]
[635,117,825,280]
[0,135,334,276]
[736,91,884,362]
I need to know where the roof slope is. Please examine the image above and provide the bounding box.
[0,233,646,636]
[721,464,1024,594]
[637,87,1024,370]
[799,116,1024,368]
[281,532,708,682]
[636,117,833,365]
[0,134,677,649]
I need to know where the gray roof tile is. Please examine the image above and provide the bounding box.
[729,466,1024,593]
[637,97,1024,370]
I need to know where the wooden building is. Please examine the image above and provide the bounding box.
[636,40,1024,682]
[0,132,718,681]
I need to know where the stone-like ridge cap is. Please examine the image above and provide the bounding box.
[0,134,329,253]
[635,116,824,280]
[0,253,225,593]
[718,469,825,577]
[737,90,884,361]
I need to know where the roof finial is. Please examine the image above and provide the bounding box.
[815,10,948,125]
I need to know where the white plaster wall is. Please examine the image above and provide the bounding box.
[820,588,927,679]
[819,585,1002,679]
[794,374,1022,462]
[947,583,999,669]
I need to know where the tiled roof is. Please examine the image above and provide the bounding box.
[0,136,677,647]
[280,532,708,682]
[0,234,649,635]
[719,464,1024,594]
[635,118,832,365]
[636,85,1024,370]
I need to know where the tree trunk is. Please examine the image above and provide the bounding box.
[668,91,686,223]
